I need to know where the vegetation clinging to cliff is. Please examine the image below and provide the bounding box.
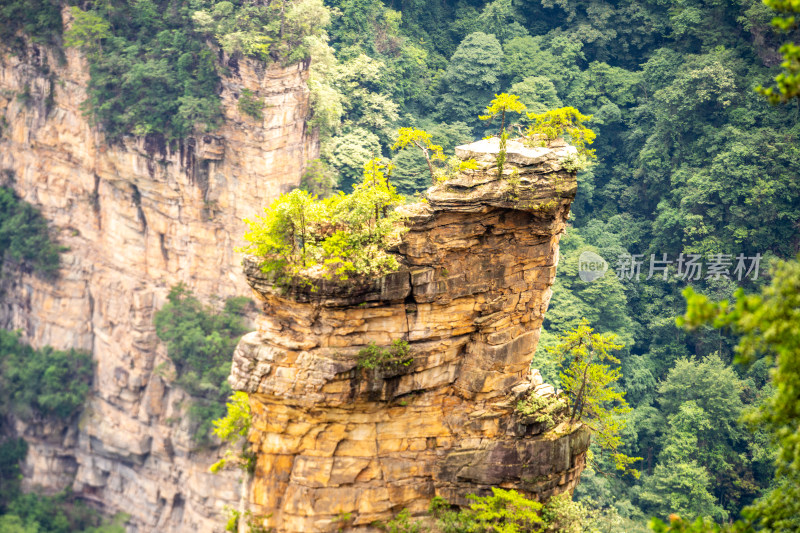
[0,330,92,421]
[209,391,253,474]
[356,340,411,371]
[0,187,62,276]
[243,158,407,284]
[64,0,329,140]
[154,284,251,444]
[0,0,61,48]
[550,319,640,477]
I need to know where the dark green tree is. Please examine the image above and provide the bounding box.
[437,32,504,126]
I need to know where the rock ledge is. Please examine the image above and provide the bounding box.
[231,139,586,531]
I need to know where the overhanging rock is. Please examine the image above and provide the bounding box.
[229,137,586,531]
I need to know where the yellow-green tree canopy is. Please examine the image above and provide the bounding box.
[242,158,406,284]
[527,107,596,158]
[391,127,445,182]
[549,319,640,476]
[479,92,528,129]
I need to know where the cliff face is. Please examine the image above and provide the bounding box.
[231,139,588,531]
[0,23,316,532]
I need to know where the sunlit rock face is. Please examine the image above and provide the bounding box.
[232,138,588,532]
[0,13,317,531]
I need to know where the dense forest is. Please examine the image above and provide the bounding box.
[1,0,800,530]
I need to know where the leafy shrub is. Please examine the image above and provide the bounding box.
[384,509,423,533]
[243,158,407,285]
[525,107,596,159]
[238,89,264,120]
[0,438,26,512]
[224,508,275,533]
[515,392,567,429]
[356,340,411,371]
[0,490,126,533]
[431,488,545,533]
[0,330,93,421]
[209,392,253,473]
[0,0,62,47]
[0,187,62,276]
[154,284,251,444]
[428,491,587,533]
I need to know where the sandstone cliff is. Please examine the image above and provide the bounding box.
[231,138,588,531]
[0,19,316,531]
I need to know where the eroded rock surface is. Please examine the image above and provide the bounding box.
[0,16,316,531]
[231,138,587,531]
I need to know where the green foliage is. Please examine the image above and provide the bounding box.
[756,0,800,103]
[549,320,640,476]
[321,128,383,193]
[391,122,474,195]
[0,490,126,533]
[192,0,330,64]
[479,93,528,178]
[391,127,445,183]
[154,284,251,444]
[0,0,62,46]
[639,451,727,522]
[355,340,411,371]
[0,187,62,276]
[526,107,596,159]
[384,509,423,533]
[64,0,328,140]
[299,159,337,199]
[680,257,800,531]
[515,392,567,429]
[64,7,110,50]
[479,93,528,132]
[243,159,407,284]
[0,438,26,512]
[334,511,353,531]
[210,392,253,473]
[237,89,264,120]
[432,488,544,532]
[648,514,753,532]
[437,32,505,126]
[508,77,562,115]
[0,330,92,421]
[65,3,222,140]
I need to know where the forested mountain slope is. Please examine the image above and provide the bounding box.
[303,0,800,527]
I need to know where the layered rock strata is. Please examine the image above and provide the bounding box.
[231,138,588,531]
[0,16,316,532]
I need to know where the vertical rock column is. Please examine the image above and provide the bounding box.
[229,138,588,531]
[0,22,316,531]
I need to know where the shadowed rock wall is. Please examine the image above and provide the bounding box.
[231,138,588,531]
